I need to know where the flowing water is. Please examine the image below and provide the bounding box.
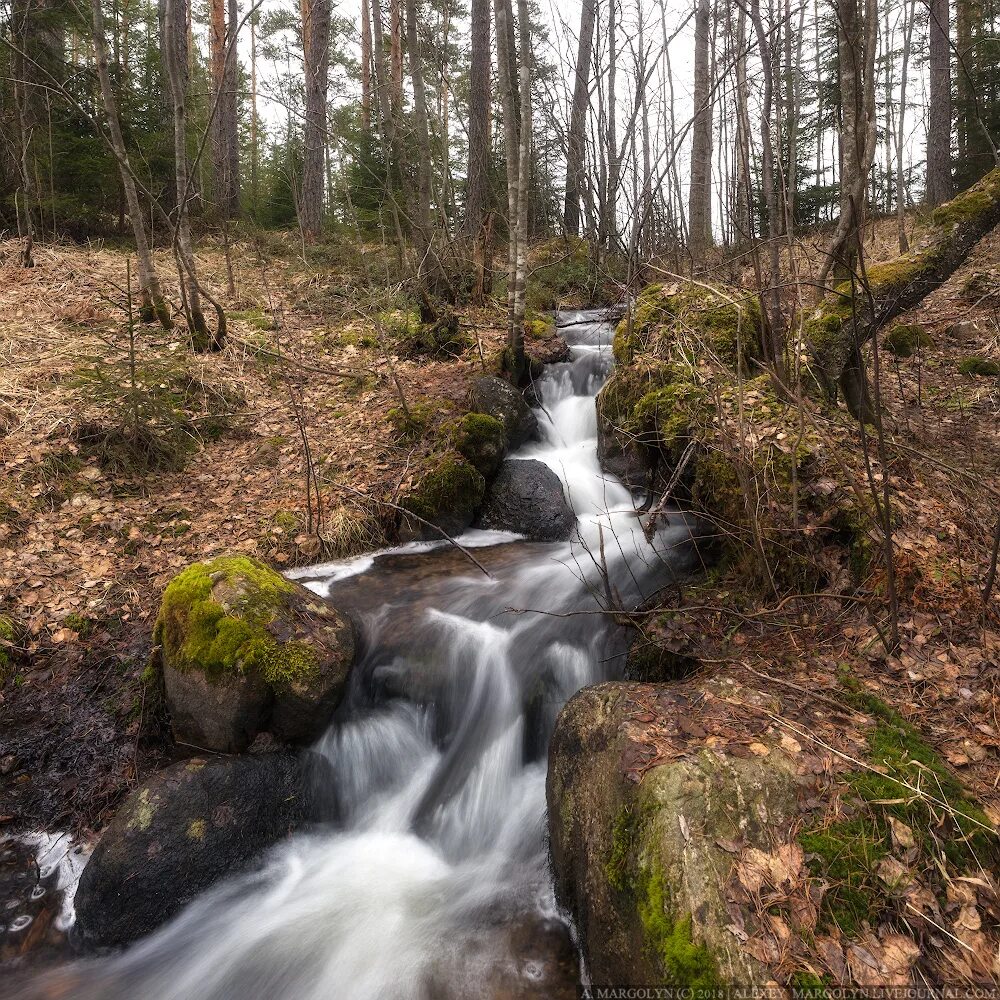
[9,311,700,1000]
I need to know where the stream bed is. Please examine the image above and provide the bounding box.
[6,310,700,999]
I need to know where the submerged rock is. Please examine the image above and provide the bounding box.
[74,753,331,949]
[475,460,576,541]
[156,555,356,752]
[466,376,538,449]
[547,680,799,986]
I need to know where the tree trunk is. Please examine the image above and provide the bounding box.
[495,0,520,357]
[926,0,952,205]
[806,168,1000,417]
[563,0,595,236]
[463,0,492,302]
[405,0,432,272]
[163,0,219,349]
[91,0,171,328]
[301,0,332,238]
[360,0,373,128]
[895,0,916,252]
[688,0,713,263]
[510,0,531,371]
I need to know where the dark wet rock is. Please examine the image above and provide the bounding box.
[596,420,649,493]
[156,555,356,753]
[466,376,538,449]
[74,753,331,950]
[475,460,576,541]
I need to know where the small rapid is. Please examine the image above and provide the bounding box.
[11,310,700,1000]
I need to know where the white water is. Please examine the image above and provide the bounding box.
[11,311,699,1000]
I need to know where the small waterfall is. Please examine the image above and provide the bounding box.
[14,311,699,1000]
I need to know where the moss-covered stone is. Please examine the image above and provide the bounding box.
[449,412,507,478]
[155,556,317,687]
[399,451,487,540]
[884,323,933,358]
[548,680,800,986]
[154,555,355,751]
[958,355,1000,377]
[616,283,762,372]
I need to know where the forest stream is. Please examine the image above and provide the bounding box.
[10,310,702,999]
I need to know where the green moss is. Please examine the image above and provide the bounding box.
[800,691,996,937]
[388,401,437,441]
[524,311,555,340]
[0,614,15,681]
[958,355,1000,377]
[619,284,762,372]
[605,805,641,891]
[631,378,710,458]
[63,612,92,637]
[604,799,720,986]
[401,453,486,523]
[450,412,506,476]
[884,323,933,358]
[638,864,721,987]
[153,555,319,687]
[932,189,993,227]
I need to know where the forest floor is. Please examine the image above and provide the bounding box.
[0,234,526,837]
[1,220,999,944]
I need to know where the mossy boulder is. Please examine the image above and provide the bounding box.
[884,323,934,358]
[466,375,538,450]
[449,411,507,479]
[958,355,1000,377]
[547,681,799,985]
[475,459,576,541]
[155,555,356,752]
[398,451,487,542]
[74,753,332,949]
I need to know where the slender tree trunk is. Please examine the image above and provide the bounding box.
[361,0,373,127]
[163,0,221,349]
[688,0,713,263]
[224,0,240,214]
[510,0,531,371]
[895,0,916,251]
[464,0,492,302]
[405,0,432,277]
[301,0,332,237]
[495,0,520,353]
[390,0,403,114]
[563,0,595,235]
[926,0,952,205]
[250,12,260,218]
[91,0,171,327]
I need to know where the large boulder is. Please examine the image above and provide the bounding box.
[466,376,538,450]
[547,680,800,986]
[475,459,576,541]
[156,556,356,752]
[74,753,331,949]
[397,451,487,542]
